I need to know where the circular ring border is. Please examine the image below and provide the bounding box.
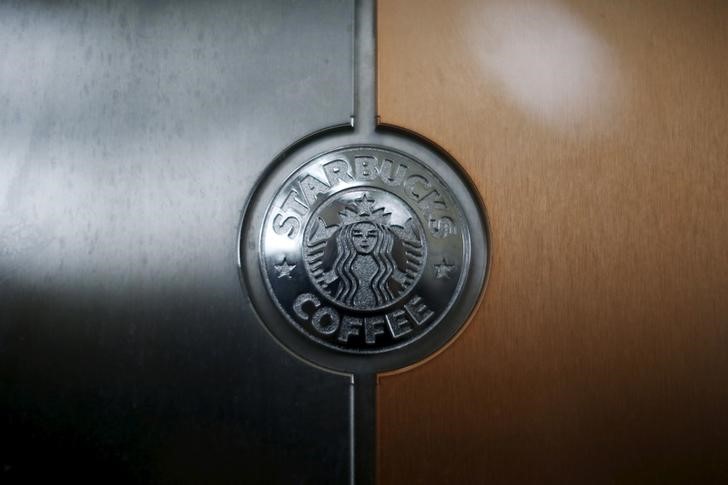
[238,129,490,374]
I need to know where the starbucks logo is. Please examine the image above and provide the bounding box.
[253,146,471,354]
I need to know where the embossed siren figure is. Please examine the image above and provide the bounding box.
[307,193,425,310]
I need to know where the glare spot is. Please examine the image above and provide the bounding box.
[466,0,622,129]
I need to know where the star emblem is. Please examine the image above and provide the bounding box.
[274,257,296,279]
[433,258,455,280]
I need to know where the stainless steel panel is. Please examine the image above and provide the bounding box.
[0,1,354,483]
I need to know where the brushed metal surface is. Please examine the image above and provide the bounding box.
[377,0,728,483]
[0,1,355,483]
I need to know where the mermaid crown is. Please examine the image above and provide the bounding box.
[339,193,391,225]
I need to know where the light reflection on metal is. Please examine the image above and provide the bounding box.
[465,0,622,130]
[0,1,357,483]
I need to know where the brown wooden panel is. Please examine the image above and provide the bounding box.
[376,0,728,483]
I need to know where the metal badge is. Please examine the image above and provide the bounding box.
[261,146,467,354]
[241,136,488,374]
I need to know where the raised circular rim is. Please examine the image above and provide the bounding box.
[257,147,468,354]
[238,128,489,374]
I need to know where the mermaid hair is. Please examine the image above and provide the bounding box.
[332,222,397,306]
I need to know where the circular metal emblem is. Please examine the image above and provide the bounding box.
[257,146,471,354]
